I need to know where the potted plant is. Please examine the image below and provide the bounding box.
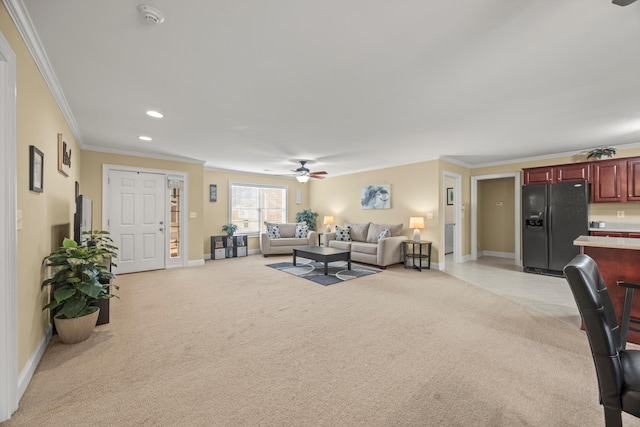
[296,209,319,231]
[42,232,119,344]
[221,223,238,236]
[587,147,617,160]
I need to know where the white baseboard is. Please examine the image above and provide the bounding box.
[479,251,515,259]
[18,324,51,400]
[187,259,205,267]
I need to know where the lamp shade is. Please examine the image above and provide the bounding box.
[409,217,425,229]
[323,216,334,226]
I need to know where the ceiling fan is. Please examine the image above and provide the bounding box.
[290,161,327,183]
[613,0,637,6]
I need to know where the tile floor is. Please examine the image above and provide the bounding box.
[442,255,582,329]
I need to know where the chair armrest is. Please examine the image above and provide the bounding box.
[617,281,640,289]
[259,232,271,253]
[307,231,317,246]
[324,232,336,246]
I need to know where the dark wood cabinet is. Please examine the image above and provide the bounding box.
[523,163,589,185]
[627,158,640,201]
[523,166,553,184]
[591,159,626,203]
[556,163,590,183]
[523,156,640,203]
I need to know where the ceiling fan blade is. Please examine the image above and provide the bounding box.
[310,175,326,179]
[613,0,637,6]
[309,171,327,175]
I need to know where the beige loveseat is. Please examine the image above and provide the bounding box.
[260,221,317,257]
[323,222,405,268]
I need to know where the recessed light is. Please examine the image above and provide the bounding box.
[139,136,152,141]
[146,110,163,118]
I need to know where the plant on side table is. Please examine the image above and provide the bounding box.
[295,209,319,231]
[221,223,239,236]
[42,231,119,344]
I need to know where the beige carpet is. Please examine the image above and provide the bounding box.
[5,255,640,426]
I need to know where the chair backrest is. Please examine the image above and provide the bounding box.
[564,254,623,409]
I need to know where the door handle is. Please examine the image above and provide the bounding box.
[159,228,164,232]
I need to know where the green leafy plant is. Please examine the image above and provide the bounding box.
[221,223,239,235]
[295,209,319,231]
[42,234,119,319]
[587,147,617,160]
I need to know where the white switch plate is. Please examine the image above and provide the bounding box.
[426,212,434,220]
[617,211,625,218]
[189,212,197,218]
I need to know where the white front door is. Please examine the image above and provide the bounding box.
[108,170,166,274]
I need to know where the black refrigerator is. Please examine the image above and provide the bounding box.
[522,180,589,277]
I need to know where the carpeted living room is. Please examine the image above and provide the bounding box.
[5,254,640,426]
[4,1,640,425]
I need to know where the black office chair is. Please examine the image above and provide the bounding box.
[564,254,640,426]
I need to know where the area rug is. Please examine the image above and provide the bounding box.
[266,259,381,285]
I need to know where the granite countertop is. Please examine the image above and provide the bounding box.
[574,235,640,250]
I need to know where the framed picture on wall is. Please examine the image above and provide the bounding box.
[210,184,217,202]
[29,145,44,193]
[447,188,454,205]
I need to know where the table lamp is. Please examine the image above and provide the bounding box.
[323,216,334,232]
[409,217,424,242]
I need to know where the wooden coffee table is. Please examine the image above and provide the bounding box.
[292,246,351,275]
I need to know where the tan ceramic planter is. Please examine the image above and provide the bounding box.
[54,308,100,344]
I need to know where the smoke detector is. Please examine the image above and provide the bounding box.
[137,5,165,25]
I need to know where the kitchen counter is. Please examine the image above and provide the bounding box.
[574,235,640,250]
[574,235,640,345]
[588,222,640,233]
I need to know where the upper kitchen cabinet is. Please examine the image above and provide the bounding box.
[523,166,553,184]
[627,158,640,202]
[556,163,590,183]
[523,163,589,185]
[591,159,626,203]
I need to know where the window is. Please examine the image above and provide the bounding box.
[230,182,287,235]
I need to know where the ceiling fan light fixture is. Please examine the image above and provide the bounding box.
[296,175,310,183]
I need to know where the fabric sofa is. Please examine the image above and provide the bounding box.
[323,222,405,268]
[260,221,317,256]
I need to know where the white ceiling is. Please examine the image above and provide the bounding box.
[13,0,640,178]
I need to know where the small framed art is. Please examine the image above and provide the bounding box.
[30,145,44,193]
[210,184,217,202]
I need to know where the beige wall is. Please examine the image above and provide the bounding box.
[202,170,310,254]
[2,4,81,371]
[80,151,205,261]
[478,178,515,254]
[309,159,471,264]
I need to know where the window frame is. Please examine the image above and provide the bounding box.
[228,181,288,237]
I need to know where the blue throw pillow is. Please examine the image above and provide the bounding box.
[378,227,390,241]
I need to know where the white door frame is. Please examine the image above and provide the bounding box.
[102,164,189,270]
[471,172,521,265]
[441,171,462,270]
[0,30,18,422]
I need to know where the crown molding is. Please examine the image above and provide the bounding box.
[3,0,83,145]
[83,145,206,165]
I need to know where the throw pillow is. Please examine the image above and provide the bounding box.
[378,228,390,241]
[266,225,281,239]
[295,224,309,238]
[335,225,352,241]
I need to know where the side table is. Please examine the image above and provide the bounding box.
[403,240,432,272]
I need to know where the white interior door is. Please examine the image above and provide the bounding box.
[108,170,166,274]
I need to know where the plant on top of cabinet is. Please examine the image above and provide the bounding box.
[587,147,617,160]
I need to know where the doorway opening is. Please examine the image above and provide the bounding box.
[471,172,521,266]
[441,171,462,270]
